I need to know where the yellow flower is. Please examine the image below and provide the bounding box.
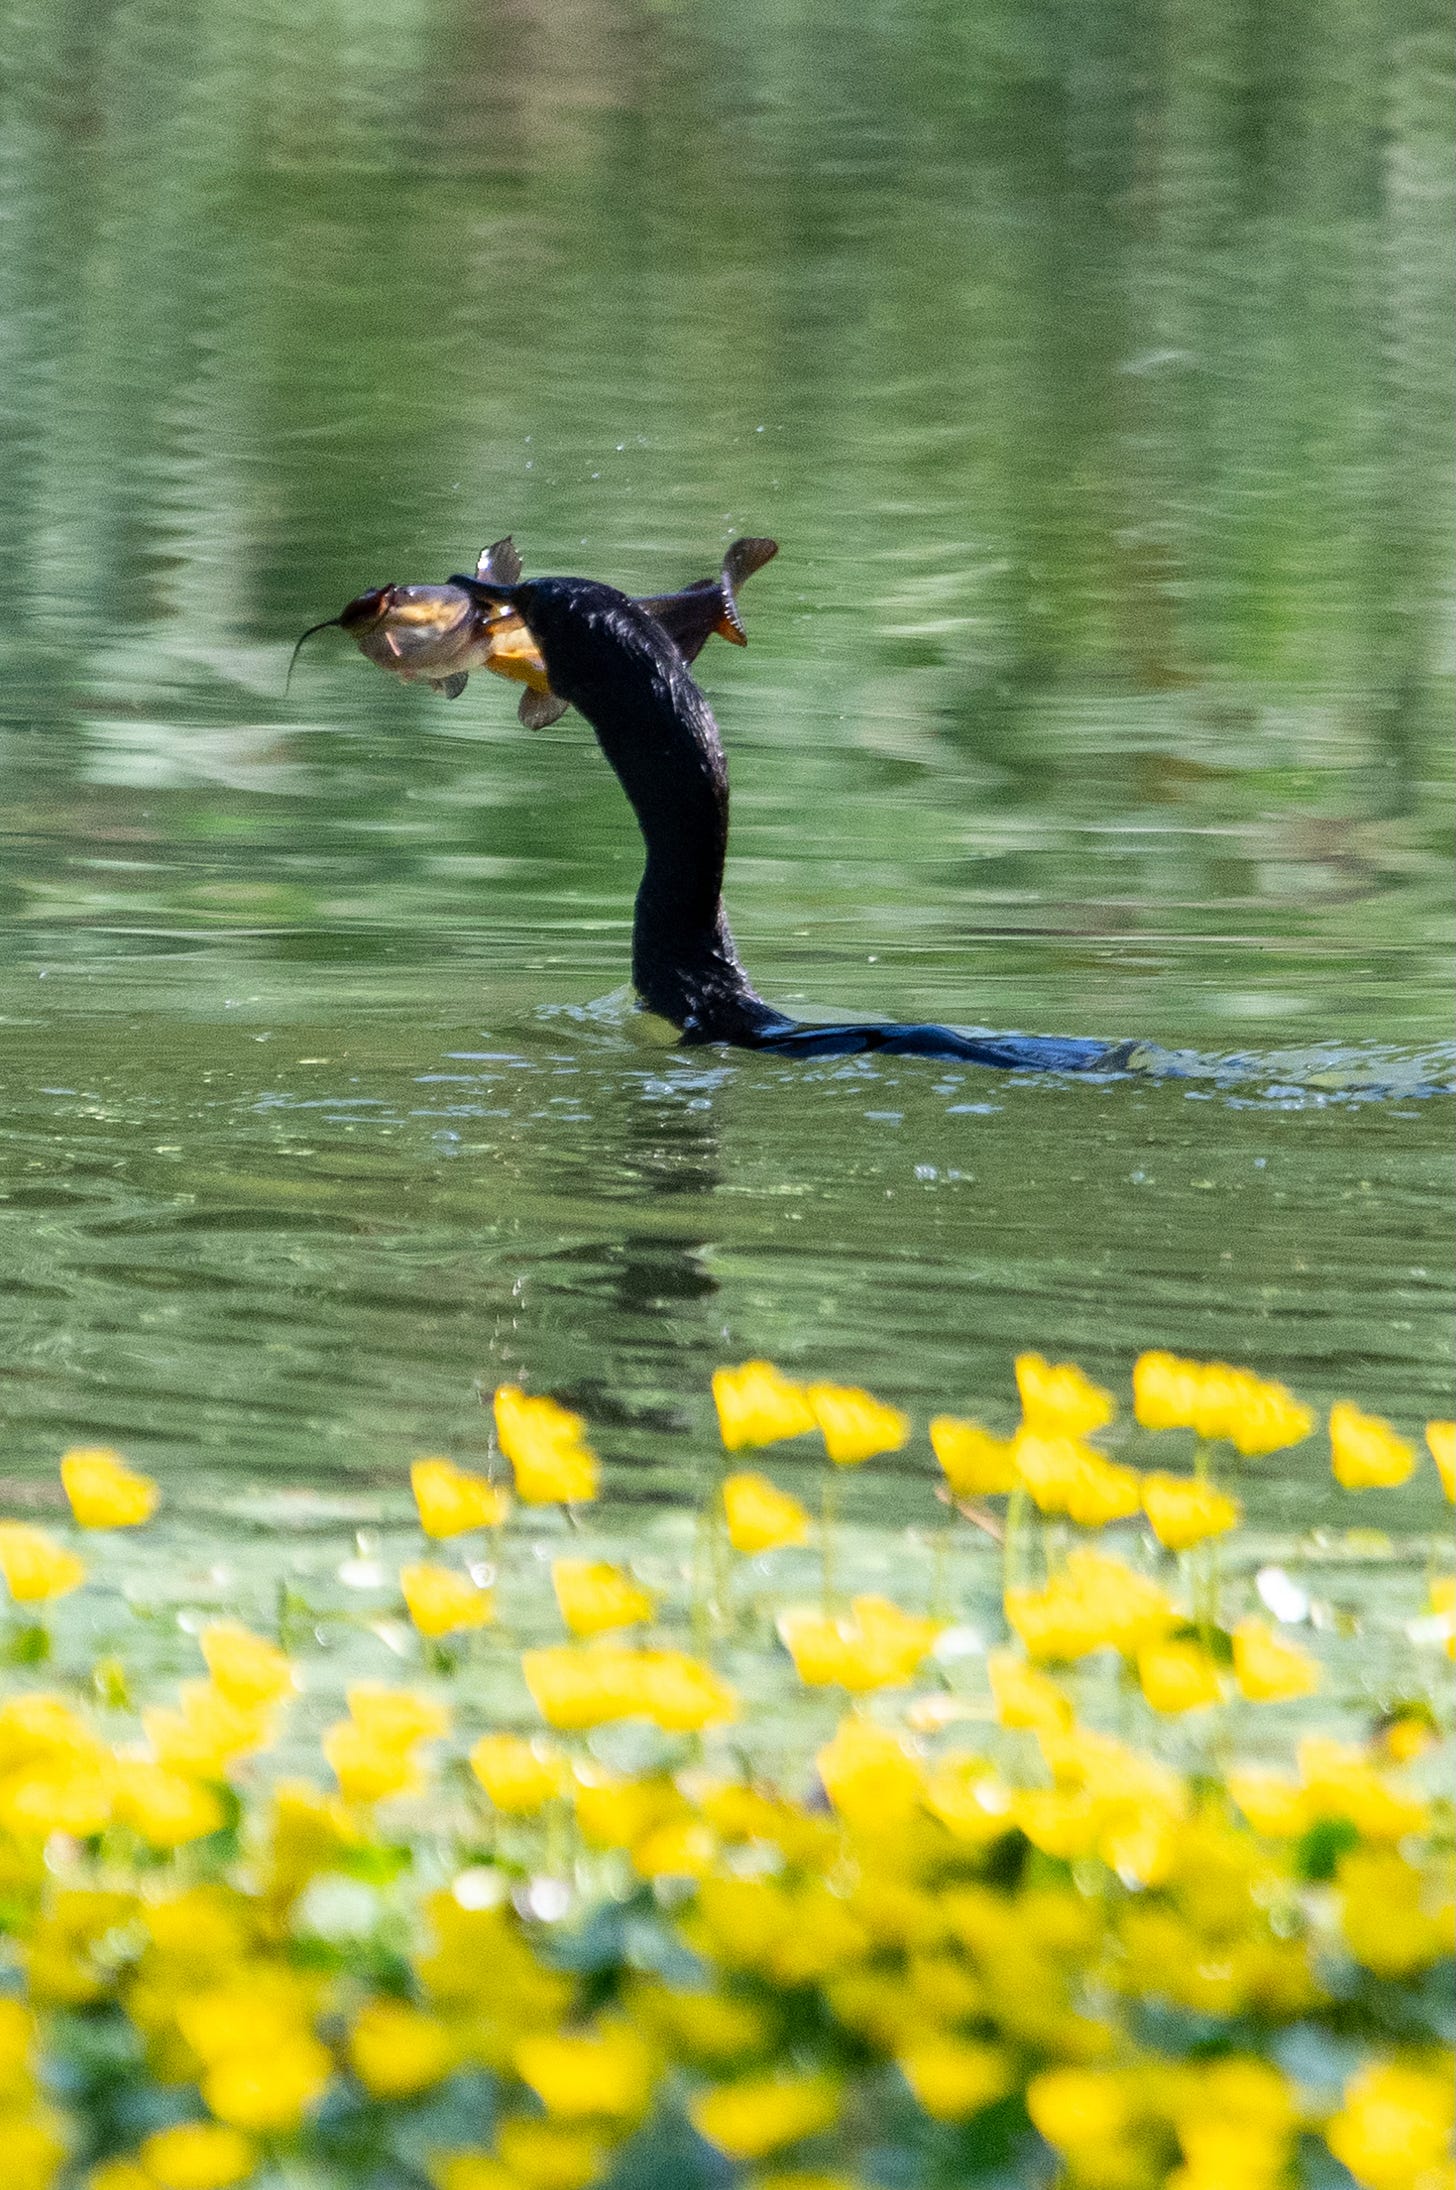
[921,1755,1015,1844]
[346,1682,450,1751]
[929,1416,1019,1496]
[1324,2061,1454,2190]
[1330,1402,1417,1490]
[689,2073,841,2160]
[1231,1618,1319,1703]
[1013,1430,1141,1526]
[142,1884,252,1968]
[469,1733,566,1815]
[495,2115,607,2190]
[197,1623,296,1709]
[1015,1353,1115,1438]
[1168,2059,1296,2190]
[1298,1737,1430,1839]
[1133,1350,1207,1431]
[322,1685,448,1804]
[323,1724,422,1806]
[815,1718,925,1831]
[136,2123,256,2190]
[751,2177,861,2190]
[4,2114,69,2190]
[261,1781,361,1907]
[1140,1472,1241,1550]
[1136,1637,1223,1714]
[429,2160,513,2190]
[0,1692,102,1769]
[401,1562,495,1638]
[897,2037,1012,2122]
[142,1682,275,1780]
[1133,1352,1312,1453]
[1025,2066,1134,2152]
[201,2038,334,2133]
[1427,1421,1455,1501]
[514,2023,656,2120]
[0,1760,112,1840]
[1217,1368,1314,1456]
[986,1650,1074,1732]
[1226,1767,1310,1838]
[349,1998,456,2097]
[722,1471,811,1553]
[628,1983,767,2068]
[522,1644,736,1732]
[571,1768,681,1850]
[1338,1846,1456,1979]
[1004,1548,1178,1662]
[712,1361,817,1450]
[59,1446,158,1528]
[110,1761,226,1847]
[176,1969,325,2064]
[805,1382,909,1465]
[778,1595,942,1692]
[494,1386,599,1504]
[0,1523,85,1604]
[90,2162,153,2190]
[411,1456,511,1537]
[552,1559,655,1636]
[637,1649,738,1732]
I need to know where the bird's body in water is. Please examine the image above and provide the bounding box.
[451,568,1140,1072]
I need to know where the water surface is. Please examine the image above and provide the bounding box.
[1,0,1451,1548]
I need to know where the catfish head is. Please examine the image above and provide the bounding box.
[287,540,540,700]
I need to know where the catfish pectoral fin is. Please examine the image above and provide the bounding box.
[433,671,470,698]
[476,537,523,585]
[519,688,569,729]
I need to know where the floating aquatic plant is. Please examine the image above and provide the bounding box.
[0,1355,1450,2190]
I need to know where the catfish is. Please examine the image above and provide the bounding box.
[288,537,777,727]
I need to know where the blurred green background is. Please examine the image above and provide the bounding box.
[0,0,1451,1520]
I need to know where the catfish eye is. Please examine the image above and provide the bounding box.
[338,586,393,630]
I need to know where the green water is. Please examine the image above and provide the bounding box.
[1,0,1452,1553]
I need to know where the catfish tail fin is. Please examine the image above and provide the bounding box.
[638,536,778,665]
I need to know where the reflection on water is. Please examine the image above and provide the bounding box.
[1,1007,1449,1550]
[0,0,1451,1527]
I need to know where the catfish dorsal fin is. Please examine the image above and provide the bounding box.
[476,537,523,585]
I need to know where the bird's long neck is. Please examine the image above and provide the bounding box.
[536,603,786,1041]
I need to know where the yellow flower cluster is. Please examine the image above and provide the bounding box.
[522,1643,737,1731]
[1005,1548,1179,1662]
[493,1386,599,1504]
[1133,1350,1314,1454]
[0,1352,1450,2190]
[778,1596,943,1692]
[722,1470,811,1552]
[1329,1401,1418,1489]
[411,1455,511,1536]
[712,1361,908,1463]
[321,1682,449,1803]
